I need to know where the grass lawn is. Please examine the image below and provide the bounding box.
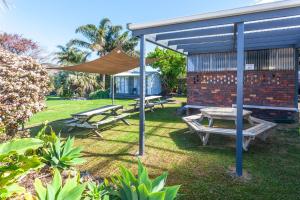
[27,97,300,200]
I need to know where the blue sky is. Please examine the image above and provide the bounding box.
[0,0,276,60]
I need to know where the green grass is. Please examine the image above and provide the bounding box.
[27,97,300,200]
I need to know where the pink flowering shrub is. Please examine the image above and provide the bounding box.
[0,33,38,55]
[0,48,49,136]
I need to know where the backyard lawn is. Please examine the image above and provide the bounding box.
[27,97,300,200]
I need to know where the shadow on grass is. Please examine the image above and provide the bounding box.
[129,106,182,123]
[28,118,122,138]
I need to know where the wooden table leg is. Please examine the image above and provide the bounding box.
[121,118,130,125]
[208,118,214,127]
[247,116,255,125]
[94,130,103,138]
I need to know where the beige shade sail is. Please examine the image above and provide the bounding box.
[48,48,156,75]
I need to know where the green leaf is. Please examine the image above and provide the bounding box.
[164,185,180,200]
[138,164,152,191]
[137,184,150,200]
[51,168,62,194]
[61,137,73,157]
[148,191,165,200]
[46,184,55,200]
[120,180,134,200]
[152,172,167,192]
[2,183,26,199]
[0,138,44,154]
[34,178,47,200]
[57,177,78,200]
[36,123,48,138]
[62,183,86,200]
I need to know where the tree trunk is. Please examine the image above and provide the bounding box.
[5,123,17,137]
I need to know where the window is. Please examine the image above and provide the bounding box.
[187,48,295,72]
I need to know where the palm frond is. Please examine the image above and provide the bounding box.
[99,18,111,29]
[75,24,98,42]
[69,39,92,49]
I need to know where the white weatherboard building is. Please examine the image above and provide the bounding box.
[114,66,161,98]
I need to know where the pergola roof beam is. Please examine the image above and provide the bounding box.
[130,6,300,36]
[156,16,300,41]
[156,25,234,41]
[168,26,300,46]
[145,35,185,55]
[185,43,296,54]
[177,37,300,50]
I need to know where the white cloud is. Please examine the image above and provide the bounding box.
[255,0,281,4]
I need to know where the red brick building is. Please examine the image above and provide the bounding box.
[187,48,299,122]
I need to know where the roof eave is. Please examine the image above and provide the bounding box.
[128,0,300,31]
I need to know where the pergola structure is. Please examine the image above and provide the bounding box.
[128,0,300,176]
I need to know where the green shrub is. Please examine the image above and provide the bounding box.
[83,180,111,200]
[0,138,44,199]
[34,168,86,200]
[89,90,109,99]
[110,160,180,200]
[41,136,85,169]
[36,124,85,169]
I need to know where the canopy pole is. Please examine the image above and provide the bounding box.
[112,75,115,105]
[236,22,245,177]
[139,35,146,156]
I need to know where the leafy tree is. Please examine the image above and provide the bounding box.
[70,18,138,88]
[54,43,90,66]
[148,47,186,94]
[0,33,38,55]
[0,32,49,62]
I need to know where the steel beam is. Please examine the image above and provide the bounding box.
[236,22,244,177]
[178,38,298,51]
[111,75,115,105]
[294,48,299,109]
[139,35,146,156]
[168,29,300,46]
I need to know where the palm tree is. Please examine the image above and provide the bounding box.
[53,43,101,97]
[54,43,90,66]
[70,18,138,88]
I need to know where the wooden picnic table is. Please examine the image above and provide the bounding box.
[200,107,253,127]
[65,104,130,137]
[131,95,167,111]
[183,107,276,151]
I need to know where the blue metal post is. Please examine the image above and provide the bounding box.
[294,48,299,109]
[139,35,146,156]
[236,22,244,177]
[112,75,115,105]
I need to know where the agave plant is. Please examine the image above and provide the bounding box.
[83,180,111,200]
[41,136,85,169]
[34,168,86,200]
[110,160,180,200]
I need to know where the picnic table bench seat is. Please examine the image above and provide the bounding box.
[64,104,130,136]
[93,113,130,127]
[182,113,276,151]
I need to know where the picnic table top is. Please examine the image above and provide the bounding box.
[200,107,252,118]
[72,104,123,117]
[134,95,162,101]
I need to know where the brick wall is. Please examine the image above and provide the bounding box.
[187,70,297,121]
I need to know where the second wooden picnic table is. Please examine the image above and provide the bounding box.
[200,107,253,127]
[65,104,130,137]
[132,95,167,111]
